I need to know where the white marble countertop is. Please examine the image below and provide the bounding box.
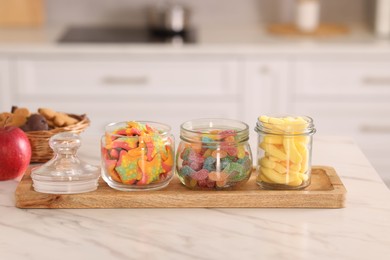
[1,135,390,259]
[1,25,390,56]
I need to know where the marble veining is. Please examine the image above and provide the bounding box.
[1,136,390,259]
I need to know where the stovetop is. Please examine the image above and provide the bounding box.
[58,27,196,44]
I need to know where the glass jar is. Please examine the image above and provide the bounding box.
[255,115,316,190]
[101,121,175,191]
[176,118,253,190]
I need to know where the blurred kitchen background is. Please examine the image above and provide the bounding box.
[45,0,368,28]
[1,0,390,187]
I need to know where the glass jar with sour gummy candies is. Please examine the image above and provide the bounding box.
[255,115,316,190]
[176,118,253,190]
[101,121,175,191]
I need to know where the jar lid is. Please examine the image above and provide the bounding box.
[255,115,316,135]
[31,132,100,194]
[180,118,249,143]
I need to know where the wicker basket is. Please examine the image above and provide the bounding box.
[26,114,90,163]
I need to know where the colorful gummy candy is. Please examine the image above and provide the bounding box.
[101,121,174,186]
[256,116,312,187]
[177,129,252,189]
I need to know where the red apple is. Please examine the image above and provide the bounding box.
[0,126,31,181]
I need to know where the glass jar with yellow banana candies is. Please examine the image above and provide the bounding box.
[255,115,316,190]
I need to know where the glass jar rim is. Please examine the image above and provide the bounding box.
[105,121,172,137]
[255,115,316,136]
[180,118,249,143]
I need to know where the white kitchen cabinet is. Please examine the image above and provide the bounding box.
[15,59,239,98]
[292,59,390,179]
[0,59,11,111]
[294,60,390,100]
[243,60,290,150]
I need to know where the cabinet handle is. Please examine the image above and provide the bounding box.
[360,125,390,133]
[362,77,390,86]
[101,76,149,86]
[259,66,270,75]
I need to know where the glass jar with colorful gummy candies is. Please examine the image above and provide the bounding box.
[176,118,253,190]
[101,121,175,191]
[255,115,316,190]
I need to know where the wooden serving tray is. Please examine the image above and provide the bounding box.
[15,166,346,209]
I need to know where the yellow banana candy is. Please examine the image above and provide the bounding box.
[258,173,273,183]
[283,137,302,165]
[283,117,308,132]
[263,135,283,144]
[281,161,301,172]
[260,157,276,169]
[258,116,274,131]
[287,177,303,187]
[258,169,306,186]
[268,117,285,125]
[291,163,302,172]
[295,135,310,144]
[265,153,280,162]
[300,173,309,182]
[261,167,302,185]
[295,141,308,173]
[274,162,287,174]
[259,142,287,161]
[258,115,269,123]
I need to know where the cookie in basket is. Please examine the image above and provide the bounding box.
[0,107,31,127]
[38,108,79,128]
